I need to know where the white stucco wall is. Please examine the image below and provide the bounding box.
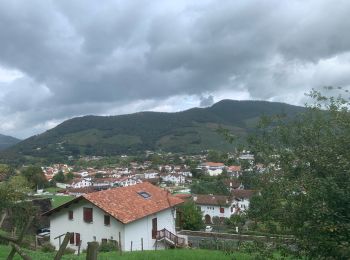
[50,200,124,251]
[200,204,234,221]
[124,208,177,251]
[234,198,250,211]
[207,169,223,176]
[49,201,177,252]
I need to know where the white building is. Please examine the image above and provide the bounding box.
[70,178,93,189]
[231,190,255,213]
[44,183,185,251]
[161,173,186,186]
[118,176,141,187]
[193,194,237,223]
[144,171,159,179]
[201,162,225,176]
[193,191,256,224]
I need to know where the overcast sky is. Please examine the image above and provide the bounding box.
[1,0,350,138]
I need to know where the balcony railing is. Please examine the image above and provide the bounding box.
[156,228,185,246]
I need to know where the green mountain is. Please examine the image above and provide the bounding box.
[0,100,305,162]
[0,134,20,151]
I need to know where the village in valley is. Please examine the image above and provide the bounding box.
[0,1,348,259]
[29,150,261,254]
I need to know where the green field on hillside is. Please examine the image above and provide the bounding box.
[41,195,74,208]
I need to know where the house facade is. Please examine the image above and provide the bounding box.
[70,178,93,189]
[193,191,256,224]
[193,194,237,223]
[201,162,225,176]
[44,183,184,251]
[161,173,186,186]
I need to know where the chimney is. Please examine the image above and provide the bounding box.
[193,196,197,201]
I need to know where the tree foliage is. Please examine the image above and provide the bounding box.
[191,178,230,195]
[52,171,65,183]
[248,89,350,258]
[178,200,204,231]
[0,174,33,229]
[0,164,15,181]
[21,165,47,189]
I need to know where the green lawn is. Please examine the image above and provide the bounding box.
[44,187,63,193]
[0,245,253,260]
[41,195,75,208]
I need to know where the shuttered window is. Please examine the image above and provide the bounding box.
[83,207,93,223]
[75,233,80,246]
[68,210,73,220]
[104,215,110,226]
[69,233,75,244]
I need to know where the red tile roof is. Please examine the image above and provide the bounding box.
[228,165,241,172]
[193,194,231,206]
[174,194,192,200]
[231,189,257,199]
[203,162,225,167]
[44,183,183,224]
[223,179,241,189]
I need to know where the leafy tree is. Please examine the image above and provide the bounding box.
[0,164,15,181]
[95,172,103,178]
[21,165,47,189]
[191,179,229,195]
[66,172,74,180]
[53,171,65,183]
[226,214,247,233]
[178,200,204,231]
[238,171,259,189]
[247,89,350,258]
[207,150,226,162]
[190,167,202,179]
[218,168,229,180]
[0,174,33,230]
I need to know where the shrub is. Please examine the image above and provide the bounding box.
[64,247,75,255]
[41,243,55,253]
[99,242,118,252]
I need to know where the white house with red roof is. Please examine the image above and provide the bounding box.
[193,190,257,224]
[43,183,184,251]
[201,162,226,176]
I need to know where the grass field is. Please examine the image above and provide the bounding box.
[44,187,63,193]
[0,245,253,260]
[41,195,74,208]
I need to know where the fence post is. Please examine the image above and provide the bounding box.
[141,238,143,251]
[118,232,122,255]
[86,241,99,260]
[77,240,82,256]
[7,216,34,260]
[54,232,71,260]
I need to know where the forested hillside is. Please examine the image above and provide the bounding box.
[0,100,305,163]
[0,134,20,151]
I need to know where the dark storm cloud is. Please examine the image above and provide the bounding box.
[199,95,214,107]
[0,0,350,138]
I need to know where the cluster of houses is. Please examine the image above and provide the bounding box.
[42,153,260,252]
[43,181,256,252]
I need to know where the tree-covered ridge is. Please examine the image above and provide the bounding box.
[0,100,304,163]
[0,134,20,151]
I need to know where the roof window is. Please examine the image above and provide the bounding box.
[138,191,151,199]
